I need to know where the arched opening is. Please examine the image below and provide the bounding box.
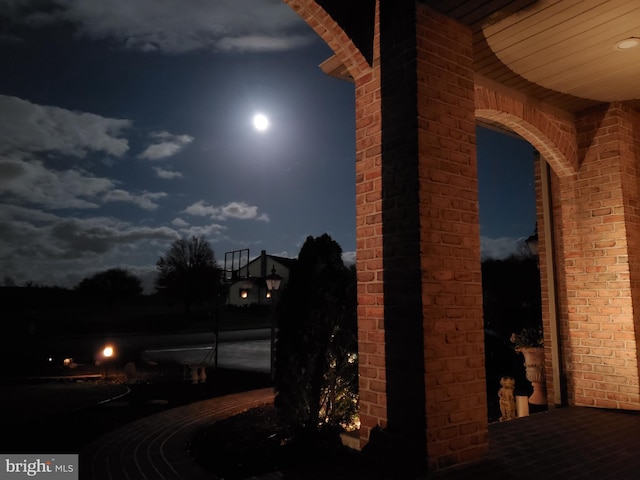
[476,121,572,423]
[475,90,578,421]
[476,124,543,422]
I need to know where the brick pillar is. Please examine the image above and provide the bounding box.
[370,0,427,468]
[355,1,486,472]
[557,103,640,408]
[415,4,487,470]
[354,1,429,467]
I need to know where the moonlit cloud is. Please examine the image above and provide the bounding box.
[342,251,356,266]
[169,216,228,246]
[179,223,228,238]
[184,200,270,222]
[171,217,189,227]
[0,95,131,158]
[139,131,194,160]
[0,96,172,212]
[0,158,114,209]
[481,236,526,260]
[218,34,312,52]
[153,166,183,179]
[3,0,314,54]
[103,190,168,210]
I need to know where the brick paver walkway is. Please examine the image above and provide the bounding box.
[80,388,274,480]
[81,390,640,480]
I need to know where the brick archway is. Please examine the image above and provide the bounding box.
[283,0,370,80]
[474,87,575,412]
[475,85,577,178]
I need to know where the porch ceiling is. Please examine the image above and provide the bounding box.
[322,0,640,114]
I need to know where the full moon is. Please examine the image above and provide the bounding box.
[252,113,269,131]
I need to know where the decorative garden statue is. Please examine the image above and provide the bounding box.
[498,376,517,421]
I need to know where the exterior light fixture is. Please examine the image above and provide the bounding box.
[525,232,539,256]
[265,265,282,292]
[240,289,249,299]
[615,37,640,50]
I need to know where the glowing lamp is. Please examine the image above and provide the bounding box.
[265,266,282,292]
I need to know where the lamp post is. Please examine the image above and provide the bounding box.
[265,265,282,381]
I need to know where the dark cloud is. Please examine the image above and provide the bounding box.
[0,205,180,287]
[3,0,314,53]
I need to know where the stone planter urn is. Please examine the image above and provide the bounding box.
[517,347,547,405]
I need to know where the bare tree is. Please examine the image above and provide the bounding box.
[155,236,220,312]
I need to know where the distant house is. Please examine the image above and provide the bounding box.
[225,250,293,307]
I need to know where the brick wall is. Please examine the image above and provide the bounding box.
[555,104,640,409]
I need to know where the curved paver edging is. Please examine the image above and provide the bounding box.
[81,388,275,480]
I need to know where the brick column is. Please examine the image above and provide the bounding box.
[368,0,428,468]
[557,103,640,408]
[415,4,487,470]
[355,1,485,471]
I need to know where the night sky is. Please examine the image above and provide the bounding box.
[0,0,535,291]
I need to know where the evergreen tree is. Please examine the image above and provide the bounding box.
[274,234,358,441]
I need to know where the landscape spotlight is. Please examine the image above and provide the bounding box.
[101,345,115,382]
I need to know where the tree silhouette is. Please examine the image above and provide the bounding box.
[481,255,541,337]
[75,268,142,303]
[274,234,358,442]
[155,236,220,313]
